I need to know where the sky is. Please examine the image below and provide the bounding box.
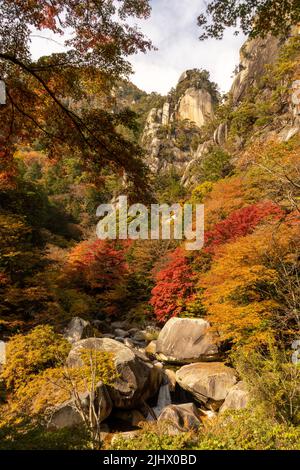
[30,0,246,96]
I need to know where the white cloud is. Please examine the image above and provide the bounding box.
[29,0,246,96]
[129,0,246,95]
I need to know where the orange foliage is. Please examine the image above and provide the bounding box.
[197,219,300,348]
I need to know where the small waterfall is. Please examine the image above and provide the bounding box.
[148,381,172,421]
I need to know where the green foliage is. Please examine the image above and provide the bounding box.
[196,408,300,450]
[191,182,213,203]
[110,423,194,450]
[110,408,300,450]
[198,0,300,40]
[233,346,300,425]
[171,69,220,105]
[155,169,187,204]
[0,417,90,450]
[193,147,233,182]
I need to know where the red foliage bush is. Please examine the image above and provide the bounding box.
[204,201,283,254]
[67,239,129,291]
[150,248,195,323]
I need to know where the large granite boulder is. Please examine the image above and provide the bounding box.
[176,362,237,407]
[220,381,250,413]
[156,318,218,363]
[48,381,112,429]
[158,403,202,435]
[64,317,94,343]
[67,338,162,409]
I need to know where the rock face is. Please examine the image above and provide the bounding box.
[141,70,217,175]
[158,403,202,435]
[64,317,93,343]
[177,87,214,128]
[231,35,282,105]
[156,318,218,363]
[142,107,192,173]
[220,381,250,413]
[67,338,162,409]
[176,362,237,406]
[48,381,112,429]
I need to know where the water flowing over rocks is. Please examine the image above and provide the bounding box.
[46,317,249,435]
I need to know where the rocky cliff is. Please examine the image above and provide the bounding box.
[141,69,217,173]
[141,32,300,187]
[177,87,214,127]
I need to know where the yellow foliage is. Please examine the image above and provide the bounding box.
[197,221,300,348]
[11,349,117,415]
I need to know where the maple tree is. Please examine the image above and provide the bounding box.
[204,201,283,254]
[150,248,196,323]
[197,219,300,349]
[198,0,300,40]
[66,239,130,316]
[0,0,152,197]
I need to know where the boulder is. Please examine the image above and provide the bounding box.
[158,403,202,435]
[124,338,135,348]
[48,381,112,429]
[220,381,250,413]
[91,320,113,334]
[64,317,93,343]
[67,338,162,409]
[145,340,157,357]
[114,329,129,338]
[176,362,237,406]
[156,318,218,363]
[132,330,147,342]
[111,321,129,330]
[128,328,139,336]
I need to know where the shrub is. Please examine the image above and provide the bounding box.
[190,181,213,203]
[110,422,195,450]
[2,325,70,392]
[196,408,300,450]
[204,201,283,254]
[233,346,300,425]
[110,409,300,450]
[65,240,130,316]
[12,349,117,416]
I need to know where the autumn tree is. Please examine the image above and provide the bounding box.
[198,0,300,40]
[150,248,196,323]
[198,218,300,349]
[0,0,153,198]
[66,239,130,317]
[204,201,283,254]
